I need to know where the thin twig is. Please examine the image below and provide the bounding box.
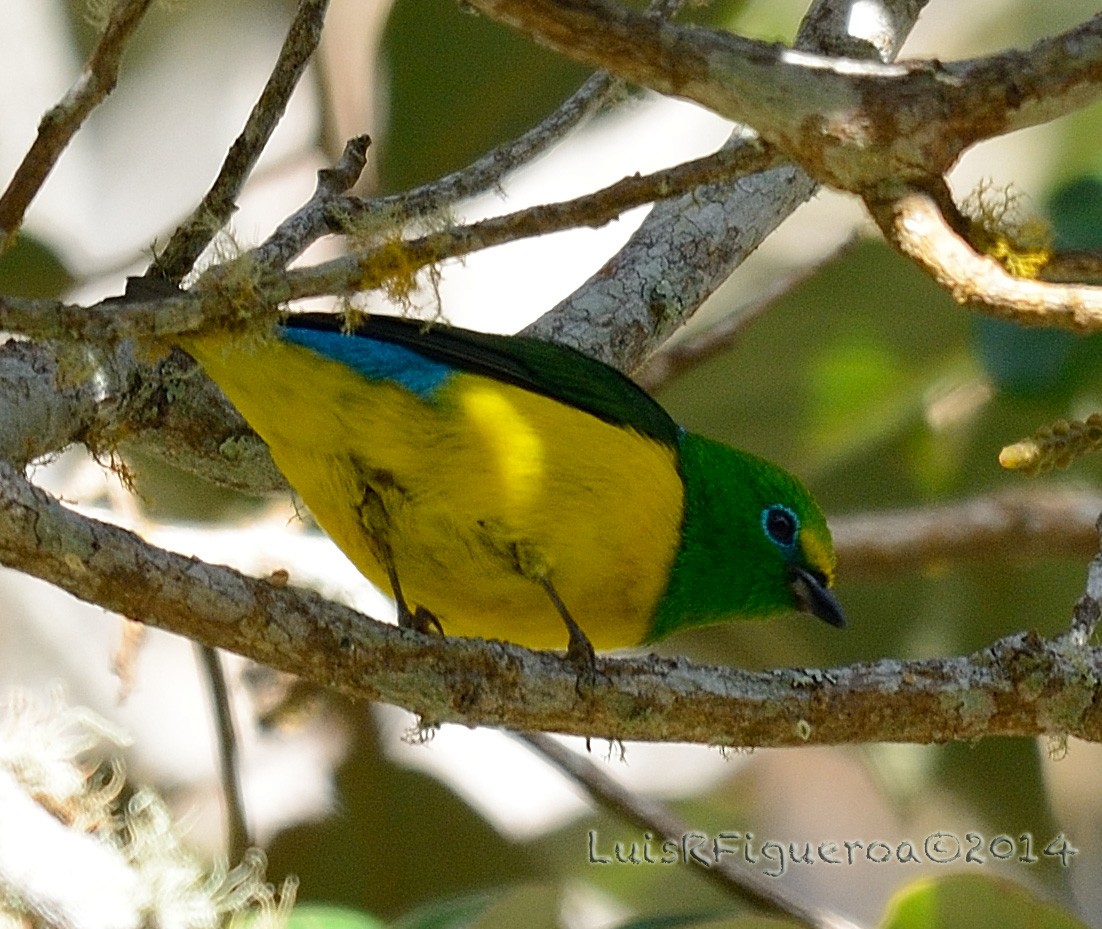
[151,0,332,284]
[346,70,619,226]
[252,72,617,269]
[275,140,781,302]
[1066,552,1102,648]
[251,129,380,271]
[251,0,691,269]
[1062,514,1102,647]
[517,733,863,929]
[195,644,251,862]
[0,0,155,247]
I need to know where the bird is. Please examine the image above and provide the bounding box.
[179,312,843,664]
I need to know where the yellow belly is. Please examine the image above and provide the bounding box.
[182,331,685,650]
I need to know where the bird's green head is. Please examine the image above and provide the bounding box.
[648,431,843,642]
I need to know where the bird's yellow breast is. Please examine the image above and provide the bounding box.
[182,331,686,649]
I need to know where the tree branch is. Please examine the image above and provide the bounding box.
[463,0,1102,191]
[195,644,251,862]
[831,489,1102,576]
[275,141,782,303]
[523,0,925,368]
[0,142,779,352]
[252,73,619,270]
[151,0,332,284]
[1,461,1100,746]
[870,186,1102,332]
[0,0,156,247]
[251,0,688,271]
[0,332,283,500]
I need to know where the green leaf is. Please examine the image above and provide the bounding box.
[392,885,557,929]
[465,884,558,929]
[389,890,497,929]
[880,874,1087,929]
[287,904,386,929]
[611,915,800,929]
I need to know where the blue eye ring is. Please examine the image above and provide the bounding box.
[761,504,800,552]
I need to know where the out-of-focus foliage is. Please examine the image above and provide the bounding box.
[0,234,72,298]
[881,874,1090,929]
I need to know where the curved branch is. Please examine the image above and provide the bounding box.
[869,187,1102,331]
[1,462,1101,746]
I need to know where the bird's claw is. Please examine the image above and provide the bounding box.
[398,603,443,636]
[564,623,600,693]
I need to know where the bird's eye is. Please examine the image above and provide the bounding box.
[762,504,799,551]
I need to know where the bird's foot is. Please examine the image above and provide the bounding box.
[563,617,599,693]
[398,602,443,636]
[537,575,601,692]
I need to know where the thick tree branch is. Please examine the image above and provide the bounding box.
[0,335,283,497]
[461,1,1102,355]
[0,338,102,469]
[1,461,1101,746]
[0,0,156,247]
[464,0,1102,191]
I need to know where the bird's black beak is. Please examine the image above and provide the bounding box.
[788,565,846,629]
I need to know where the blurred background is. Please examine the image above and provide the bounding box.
[2,0,1102,926]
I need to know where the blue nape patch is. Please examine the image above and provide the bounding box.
[279,325,453,397]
